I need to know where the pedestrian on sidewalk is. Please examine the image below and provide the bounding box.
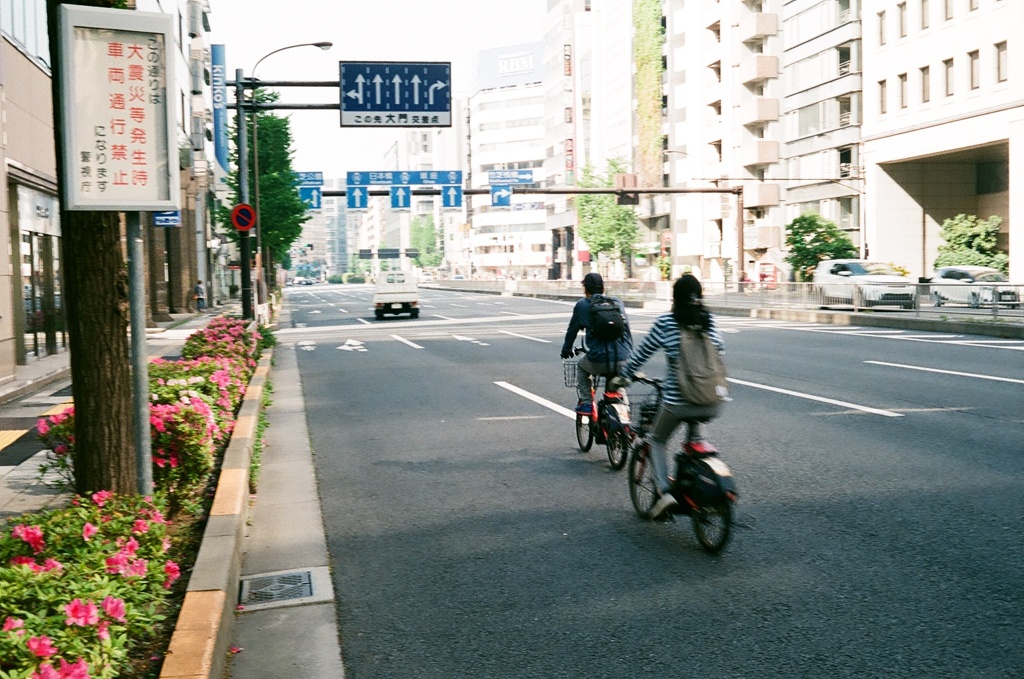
[194,280,207,312]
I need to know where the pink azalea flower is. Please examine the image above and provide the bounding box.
[36,418,50,435]
[125,559,149,578]
[12,524,46,554]
[30,663,60,679]
[122,537,139,556]
[97,619,110,641]
[10,555,34,567]
[65,598,99,627]
[132,519,150,535]
[40,558,63,573]
[105,552,129,574]
[3,616,25,634]
[91,490,114,507]
[102,596,127,622]
[26,634,58,657]
[58,658,91,679]
[164,560,181,588]
[82,523,98,541]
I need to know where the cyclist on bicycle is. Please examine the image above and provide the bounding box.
[613,274,724,519]
[560,272,633,415]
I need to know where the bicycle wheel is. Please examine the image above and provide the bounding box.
[605,430,628,470]
[575,414,594,452]
[691,499,733,555]
[628,443,657,518]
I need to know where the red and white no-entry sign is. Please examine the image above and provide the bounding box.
[231,203,256,231]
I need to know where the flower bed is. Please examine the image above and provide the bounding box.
[1,317,266,679]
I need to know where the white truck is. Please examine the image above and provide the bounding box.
[372,271,420,320]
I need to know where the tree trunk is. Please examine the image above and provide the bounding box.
[62,211,137,495]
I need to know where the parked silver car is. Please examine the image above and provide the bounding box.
[813,259,917,309]
[929,265,1019,308]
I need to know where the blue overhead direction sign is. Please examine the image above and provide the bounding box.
[346,186,369,211]
[295,171,324,186]
[441,185,463,210]
[340,61,452,127]
[390,186,411,211]
[490,185,512,207]
[487,169,534,185]
[299,186,322,210]
[347,170,463,186]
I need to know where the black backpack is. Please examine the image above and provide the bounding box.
[588,294,626,342]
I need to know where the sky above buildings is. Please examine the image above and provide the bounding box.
[208,0,546,178]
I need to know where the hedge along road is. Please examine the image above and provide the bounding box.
[282,286,1024,678]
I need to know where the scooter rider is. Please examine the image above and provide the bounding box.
[560,272,633,414]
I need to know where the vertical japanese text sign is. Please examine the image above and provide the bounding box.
[58,5,179,211]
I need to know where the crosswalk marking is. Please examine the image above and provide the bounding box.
[0,430,30,448]
[43,402,73,416]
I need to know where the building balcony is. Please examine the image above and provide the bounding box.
[738,12,778,43]
[740,140,779,167]
[743,224,782,250]
[738,97,779,126]
[741,183,780,208]
[739,55,779,85]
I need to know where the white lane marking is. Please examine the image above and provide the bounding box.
[946,339,1024,345]
[433,314,455,320]
[453,334,488,346]
[477,415,547,421]
[451,303,467,308]
[391,334,423,349]
[722,328,740,334]
[825,329,905,335]
[726,377,904,417]
[494,381,576,419]
[337,340,367,352]
[864,360,1024,385]
[356,318,371,325]
[499,330,551,343]
[500,311,528,316]
[338,308,349,313]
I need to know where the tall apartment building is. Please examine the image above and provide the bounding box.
[782,0,864,258]
[861,0,1021,280]
[664,0,785,284]
[465,43,548,279]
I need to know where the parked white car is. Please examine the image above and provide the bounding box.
[813,259,917,309]
[929,265,1020,308]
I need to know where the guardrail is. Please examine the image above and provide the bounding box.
[428,278,1024,324]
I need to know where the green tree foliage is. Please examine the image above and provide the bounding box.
[217,90,309,267]
[784,213,858,281]
[934,214,1008,273]
[576,160,640,265]
[410,215,443,269]
[633,0,665,186]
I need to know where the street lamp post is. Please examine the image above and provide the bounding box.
[241,41,332,319]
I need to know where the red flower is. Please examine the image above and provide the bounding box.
[65,598,99,627]
[26,634,58,657]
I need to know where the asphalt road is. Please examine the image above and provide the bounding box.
[283,283,1024,678]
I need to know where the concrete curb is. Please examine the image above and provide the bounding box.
[159,350,272,679]
[0,368,72,407]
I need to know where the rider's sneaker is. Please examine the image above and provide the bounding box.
[574,400,593,415]
[651,492,678,519]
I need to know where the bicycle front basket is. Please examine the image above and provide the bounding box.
[562,358,578,388]
[629,384,659,427]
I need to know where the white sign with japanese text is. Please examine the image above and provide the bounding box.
[59,6,179,211]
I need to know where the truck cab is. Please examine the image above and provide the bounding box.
[372,271,420,320]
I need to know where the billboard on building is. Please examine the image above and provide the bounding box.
[475,42,543,91]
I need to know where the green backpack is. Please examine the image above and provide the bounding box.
[675,326,728,406]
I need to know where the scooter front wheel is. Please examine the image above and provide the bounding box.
[691,499,733,554]
[575,414,594,452]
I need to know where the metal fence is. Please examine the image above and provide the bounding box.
[430,278,1024,324]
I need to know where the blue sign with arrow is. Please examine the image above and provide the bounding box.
[441,185,462,210]
[340,61,452,128]
[347,186,368,211]
[487,169,534,185]
[490,185,512,207]
[299,186,322,210]
[390,186,411,211]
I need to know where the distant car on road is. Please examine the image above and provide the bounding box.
[929,265,1019,308]
[452,274,466,280]
[813,259,916,309]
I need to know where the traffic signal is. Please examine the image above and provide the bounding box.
[615,173,639,206]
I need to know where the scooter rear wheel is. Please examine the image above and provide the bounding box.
[628,444,657,518]
[605,430,629,470]
[691,499,733,554]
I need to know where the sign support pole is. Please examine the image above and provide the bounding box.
[236,68,253,320]
[126,212,153,494]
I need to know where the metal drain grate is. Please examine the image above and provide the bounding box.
[240,570,312,605]
[237,566,334,612]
